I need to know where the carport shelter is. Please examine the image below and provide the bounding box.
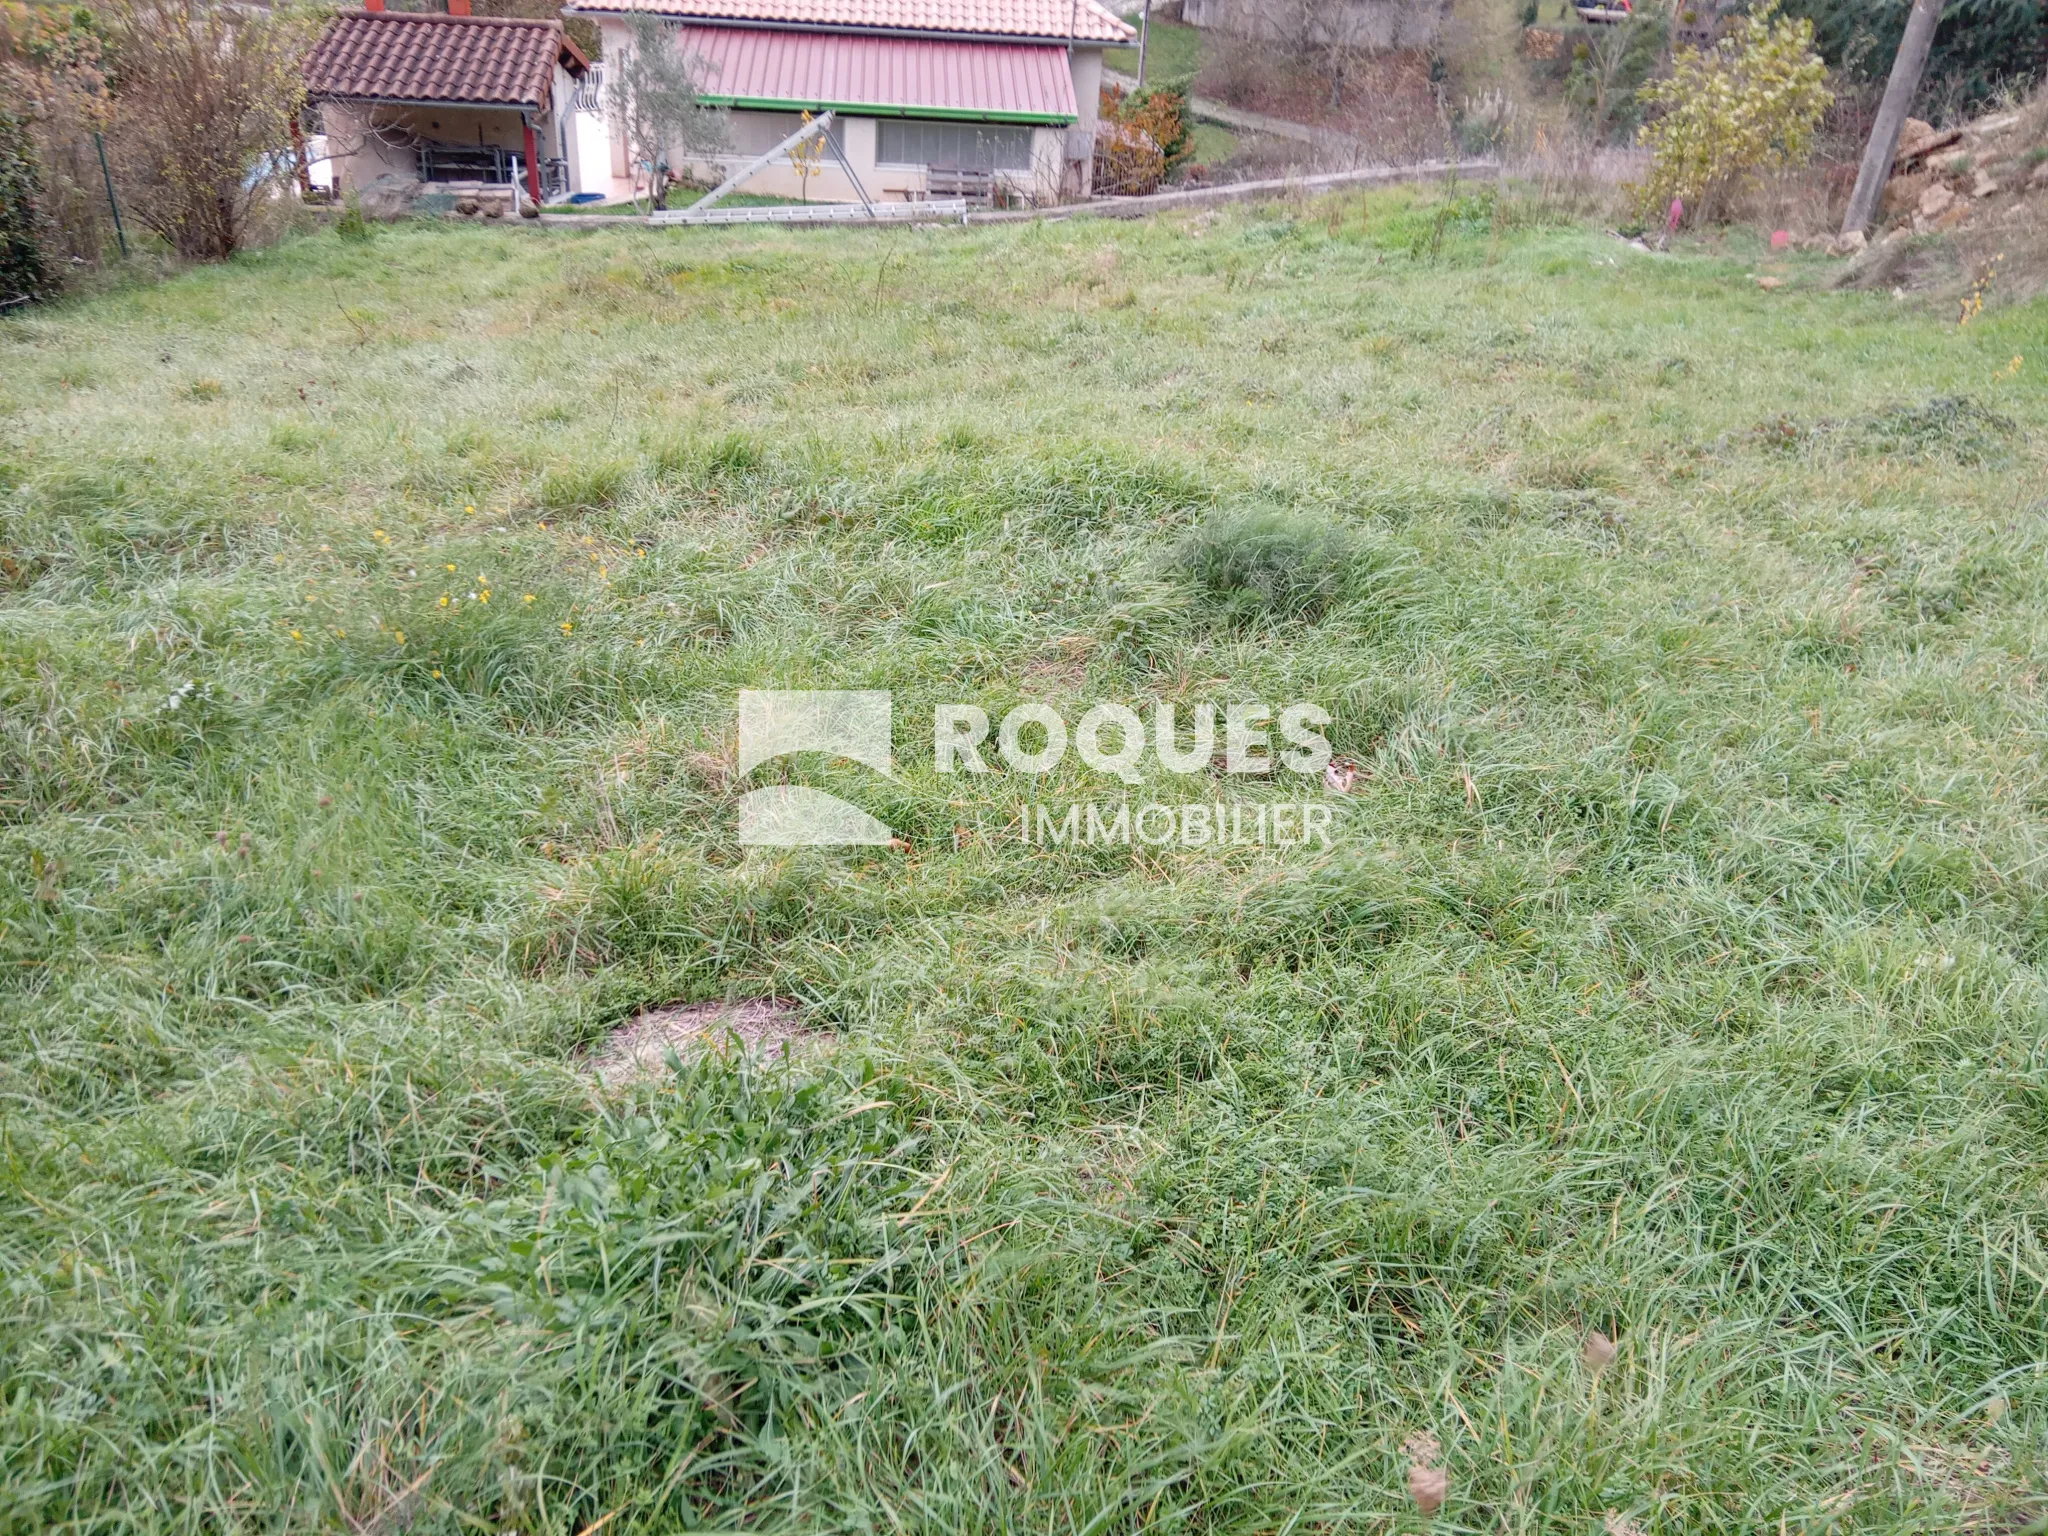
[303,7,591,205]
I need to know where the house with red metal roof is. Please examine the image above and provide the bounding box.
[303,5,593,211]
[563,0,1134,205]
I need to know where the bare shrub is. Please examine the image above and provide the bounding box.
[101,0,313,262]
[1094,120,1166,196]
[1,5,118,275]
[1497,123,1640,224]
[1199,40,1447,163]
[1094,84,1190,195]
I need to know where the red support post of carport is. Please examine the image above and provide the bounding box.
[522,117,542,206]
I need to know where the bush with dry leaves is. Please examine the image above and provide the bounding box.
[100,0,314,261]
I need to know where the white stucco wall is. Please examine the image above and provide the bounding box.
[1070,46,1105,133]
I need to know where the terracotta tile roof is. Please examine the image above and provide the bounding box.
[683,26,1077,120]
[304,12,585,109]
[570,0,1133,45]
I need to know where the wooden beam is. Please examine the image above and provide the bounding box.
[686,109,836,217]
[1841,0,1945,237]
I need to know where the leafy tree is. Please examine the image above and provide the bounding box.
[1633,2,1832,222]
[606,16,726,213]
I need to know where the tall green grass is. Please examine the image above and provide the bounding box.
[2,193,2045,1532]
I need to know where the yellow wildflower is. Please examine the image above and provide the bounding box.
[522,593,536,603]
[560,621,573,633]
[439,594,450,608]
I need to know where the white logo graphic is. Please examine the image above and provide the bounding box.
[734,689,1342,849]
[736,690,895,846]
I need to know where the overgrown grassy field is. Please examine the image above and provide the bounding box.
[4,188,2047,1533]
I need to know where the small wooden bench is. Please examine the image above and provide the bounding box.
[925,167,994,207]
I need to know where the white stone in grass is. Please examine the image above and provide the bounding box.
[590,999,827,1086]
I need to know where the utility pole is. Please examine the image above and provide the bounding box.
[1841,0,1944,238]
[1137,0,1152,90]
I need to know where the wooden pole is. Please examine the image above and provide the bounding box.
[1841,0,1944,237]
[1137,0,1152,90]
[523,119,542,205]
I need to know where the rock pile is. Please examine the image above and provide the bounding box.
[1879,110,2046,238]
[1827,91,2048,303]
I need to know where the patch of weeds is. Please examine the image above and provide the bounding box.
[1522,450,1625,493]
[722,376,785,407]
[1380,190,1501,263]
[1740,395,2020,466]
[1745,413,1809,455]
[1099,578,1189,660]
[1169,508,1391,626]
[705,432,764,476]
[645,431,765,489]
[336,196,372,244]
[1541,489,1629,548]
[1855,396,2018,465]
[987,451,1209,533]
[268,421,324,452]
[540,460,632,513]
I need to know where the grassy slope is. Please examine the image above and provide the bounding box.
[1106,13,1204,83]
[3,192,2047,1533]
